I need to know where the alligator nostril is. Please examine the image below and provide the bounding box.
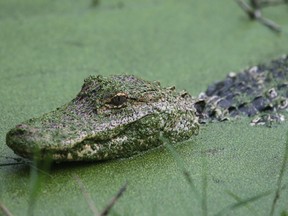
[13,127,26,136]
[6,125,29,144]
[11,124,34,137]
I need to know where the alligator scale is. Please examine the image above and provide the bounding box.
[6,56,288,161]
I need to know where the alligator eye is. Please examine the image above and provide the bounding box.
[107,92,128,107]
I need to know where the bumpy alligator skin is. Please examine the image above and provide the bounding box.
[197,55,288,123]
[6,56,288,161]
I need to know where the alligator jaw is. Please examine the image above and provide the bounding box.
[5,110,165,162]
[5,99,167,162]
[5,103,127,161]
[6,121,128,162]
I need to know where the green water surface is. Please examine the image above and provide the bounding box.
[0,0,288,215]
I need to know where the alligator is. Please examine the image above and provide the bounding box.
[6,55,288,162]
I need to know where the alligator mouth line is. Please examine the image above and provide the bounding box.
[6,126,124,161]
[6,111,156,161]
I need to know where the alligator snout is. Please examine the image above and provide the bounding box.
[6,124,44,159]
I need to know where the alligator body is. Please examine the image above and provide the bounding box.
[6,56,288,162]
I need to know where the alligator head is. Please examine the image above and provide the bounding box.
[6,75,199,161]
